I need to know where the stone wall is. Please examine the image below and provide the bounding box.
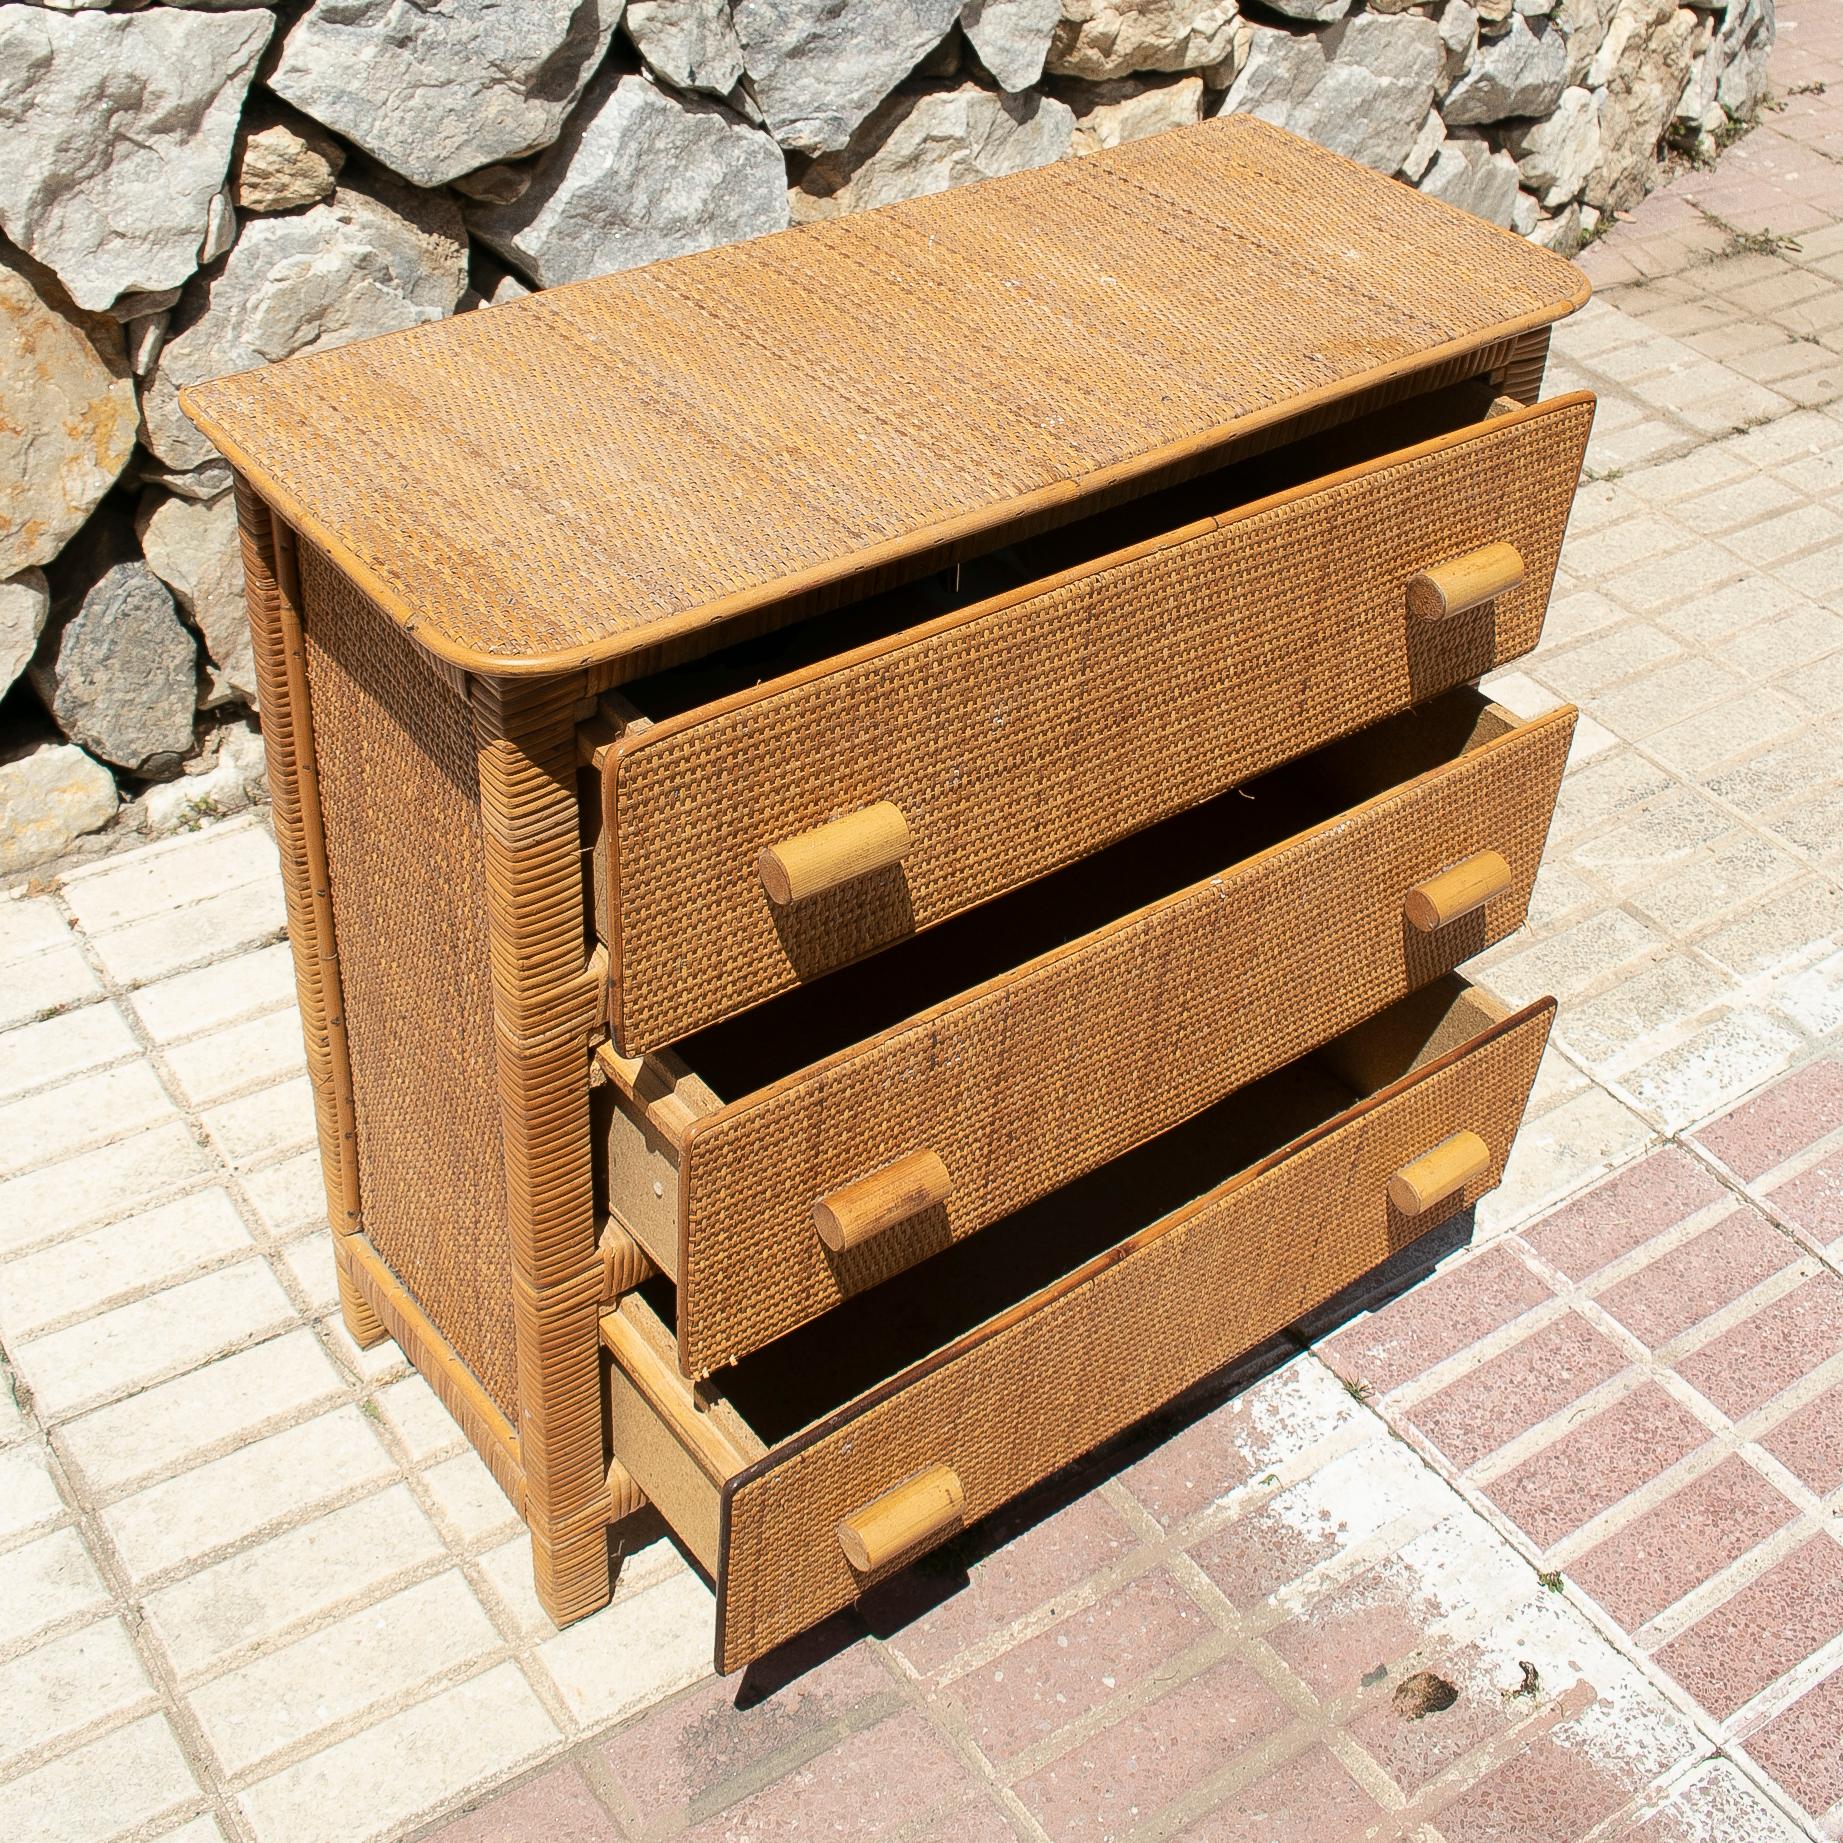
[0,0,1775,875]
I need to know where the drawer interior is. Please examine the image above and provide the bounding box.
[607,975,1511,1531]
[598,683,1520,1147]
[613,377,1514,724]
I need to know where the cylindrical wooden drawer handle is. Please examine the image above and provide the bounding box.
[1406,541,1525,620]
[1388,1130,1492,1215]
[1404,850,1513,931]
[837,1464,966,1572]
[813,1148,951,1253]
[758,801,912,905]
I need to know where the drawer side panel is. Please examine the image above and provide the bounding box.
[677,705,1574,1374]
[716,999,1553,1671]
[302,549,520,1419]
[611,395,1592,1051]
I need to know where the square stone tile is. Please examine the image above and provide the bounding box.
[1519,1146,1728,1281]
[420,1450,523,1546]
[0,1441,68,1542]
[1591,658,1748,743]
[234,1662,558,1843]
[1535,625,1684,702]
[0,1715,200,1843]
[0,1123,216,1257]
[1656,1535,1843,1719]
[0,1001,136,1103]
[1555,954,1733,1070]
[1173,1745,1380,1842]
[1678,1270,1843,1420]
[1473,1083,1661,1238]
[0,940,101,1031]
[130,942,297,1045]
[0,1059,176,1180]
[1647,689,1808,779]
[243,1150,326,1236]
[164,1009,307,1108]
[1697,877,1843,979]
[88,880,286,989]
[534,1566,713,1729]
[0,894,73,964]
[61,819,278,936]
[0,1616,156,1775]
[419,1766,619,1843]
[1620,1008,1805,1133]
[1480,909,1664,1009]
[1594,1206,1799,1349]
[1620,1755,1811,1843]
[200,1074,316,1167]
[1695,1056,1843,1179]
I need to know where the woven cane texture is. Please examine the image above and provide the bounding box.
[713,997,1552,1670]
[180,118,1587,674]
[301,549,521,1420]
[609,394,1592,1052]
[672,703,1574,1375]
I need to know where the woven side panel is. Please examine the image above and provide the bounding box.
[301,549,521,1419]
[716,1001,1553,1671]
[675,707,1575,1374]
[612,396,1593,1050]
[470,677,609,1619]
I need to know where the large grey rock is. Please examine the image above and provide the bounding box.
[0,743,117,877]
[962,0,1062,89]
[1401,107,1446,181]
[1222,14,1443,176]
[1586,0,1698,210]
[1262,0,1351,21]
[472,70,787,286]
[0,8,272,312]
[0,248,137,580]
[1,571,49,703]
[1677,0,1772,134]
[1068,75,1205,154]
[1529,198,1584,251]
[1504,83,1601,202]
[734,0,962,153]
[1440,0,1479,78]
[1418,132,1521,224]
[136,491,254,709]
[1557,0,1620,82]
[233,106,347,215]
[1443,13,1568,122]
[143,176,470,475]
[269,0,625,190]
[794,85,1075,218]
[1047,0,1242,78]
[625,0,747,95]
[33,544,198,777]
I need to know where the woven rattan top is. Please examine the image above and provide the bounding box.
[182,115,1588,675]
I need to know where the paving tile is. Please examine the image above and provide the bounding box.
[58,1328,345,1496]
[163,1008,307,1108]
[144,1484,445,1678]
[1520,1146,1728,1281]
[876,1481,1139,1675]
[1656,1535,1843,1718]
[1629,833,1806,936]
[0,1526,109,1649]
[0,1441,69,1542]
[1570,1455,1800,1631]
[103,1406,394,1581]
[1616,1756,1810,1843]
[0,1001,136,1102]
[192,1569,502,1774]
[1555,954,1733,1069]
[88,879,286,988]
[1172,1744,1379,1842]
[420,1450,524,1546]
[1483,908,1664,1009]
[1486,1383,1712,1550]
[0,1059,176,1179]
[199,1073,315,1167]
[1474,1083,1660,1236]
[1403,1310,1631,1471]
[0,1714,200,1843]
[61,819,279,935]
[234,1662,558,1843]
[1744,1661,1843,1829]
[1694,1055,1843,1178]
[0,940,102,1031]
[598,1621,892,1827]
[129,941,298,1045]
[274,1229,339,1314]
[0,894,74,964]
[12,1259,299,1420]
[1567,787,1733,891]
[0,1187,251,1344]
[1434,1721,1663,1843]
[243,1148,326,1236]
[1678,1269,1843,1419]
[1758,1381,1843,1497]
[1698,876,1843,980]
[0,1122,215,1256]
[419,1766,619,1843]
[0,1615,156,1773]
[1594,1206,1799,1348]
[1014,1656,1296,1843]
[946,1567,1212,1762]
[534,1566,713,1729]
[1621,1008,1805,1134]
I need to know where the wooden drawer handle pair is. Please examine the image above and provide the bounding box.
[759,801,912,904]
[1406,541,1525,621]
[1405,850,1512,931]
[1389,1130,1491,1215]
[838,1464,965,1571]
[814,1148,951,1253]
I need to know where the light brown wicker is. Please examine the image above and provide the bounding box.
[193,117,1591,1651]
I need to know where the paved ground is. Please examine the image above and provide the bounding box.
[4,10,1842,1839]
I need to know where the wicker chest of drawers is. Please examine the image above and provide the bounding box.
[184,116,1593,1674]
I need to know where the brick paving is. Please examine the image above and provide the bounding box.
[3,10,1843,1839]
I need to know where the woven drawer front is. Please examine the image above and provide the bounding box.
[604,392,1593,1052]
[712,994,1553,1670]
[670,701,1574,1376]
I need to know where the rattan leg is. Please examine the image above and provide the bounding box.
[473,675,614,1625]
[334,1236,388,1348]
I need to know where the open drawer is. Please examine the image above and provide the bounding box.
[604,977,1554,1672]
[596,384,1594,1053]
[597,687,1576,1377]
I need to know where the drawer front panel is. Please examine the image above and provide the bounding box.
[674,704,1575,1376]
[608,394,1593,1052]
[714,997,1554,1671]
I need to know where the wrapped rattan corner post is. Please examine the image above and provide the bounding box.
[192,116,1594,1664]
